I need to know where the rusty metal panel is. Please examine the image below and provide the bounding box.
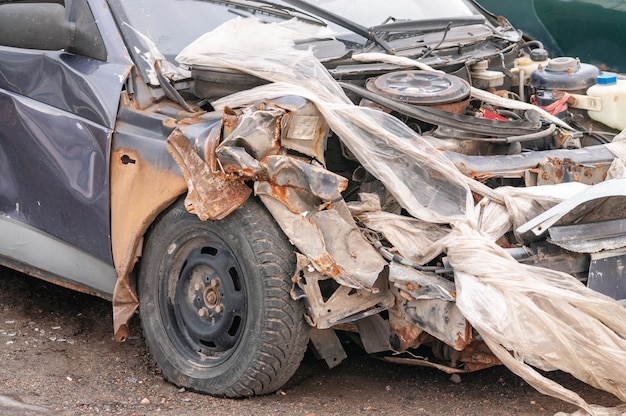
[263,156,348,200]
[444,145,616,181]
[456,341,502,372]
[260,190,387,288]
[526,157,610,186]
[109,145,187,341]
[167,128,252,221]
[388,293,423,352]
[402,298,472,351]
[292,254,394,329]
[389,262,456,301]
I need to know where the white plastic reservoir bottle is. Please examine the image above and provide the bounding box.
[587,72,626,131]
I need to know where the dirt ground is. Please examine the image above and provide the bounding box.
[0,266,621,416]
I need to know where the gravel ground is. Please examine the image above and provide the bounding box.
[0,266,621,416]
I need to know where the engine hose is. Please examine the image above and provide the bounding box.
[373,241,439,272]
[504,123,556,143]
[454,123,557,143]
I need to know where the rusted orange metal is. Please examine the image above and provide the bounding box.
[110,146,188,342]
[389,301,423,352]
[457,340,502,371]
[167,129,252,221]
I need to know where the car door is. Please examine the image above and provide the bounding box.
[0,0,132,297]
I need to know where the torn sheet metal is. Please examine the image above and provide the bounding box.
[110,140,187,341]
[216,102,344,198]
[548,218,626,254]
[179,18,481,225]
[402,297,472,351]
[388,294,423,352]
[237,95,331,164]
[292,254,394,329]
[280,100,329,164]
[218,105,284,161]
[214,145,264,178]
[263,155,348,201]
[167,128,252,220]
[258,184,386,288]
[389,262,455,302]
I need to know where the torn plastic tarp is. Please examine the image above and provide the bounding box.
[447,223,626,415]
[178,18,485,225]
[177,17,626,414]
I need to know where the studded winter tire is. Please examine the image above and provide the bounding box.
[138,198,309,397]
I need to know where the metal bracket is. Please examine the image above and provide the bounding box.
[294,257,394,329]
[309,328,347,369]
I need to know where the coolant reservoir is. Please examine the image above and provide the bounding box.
[514,48,550,85]
[530,57,599,91]
[587,73,626,131]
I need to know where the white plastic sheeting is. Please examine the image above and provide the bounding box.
[178,17,626,414]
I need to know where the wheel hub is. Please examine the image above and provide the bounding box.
[171,244,247,357]
[203,282,220,309]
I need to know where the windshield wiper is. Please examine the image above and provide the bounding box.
[369,15,486,33]
[280,0,395,54]
[192,0,326,26]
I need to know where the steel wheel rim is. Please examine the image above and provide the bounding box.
[160,233,248,366]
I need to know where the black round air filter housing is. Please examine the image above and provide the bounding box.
[366,70,471,112]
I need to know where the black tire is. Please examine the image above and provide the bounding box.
[138,198,309,397]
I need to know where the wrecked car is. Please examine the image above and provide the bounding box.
[1,0,626,413]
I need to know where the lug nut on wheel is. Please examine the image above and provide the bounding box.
[198,307,209,318]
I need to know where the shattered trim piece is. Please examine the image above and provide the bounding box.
[517,177,626,237]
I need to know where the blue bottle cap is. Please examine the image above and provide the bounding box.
[597,72,617,85]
